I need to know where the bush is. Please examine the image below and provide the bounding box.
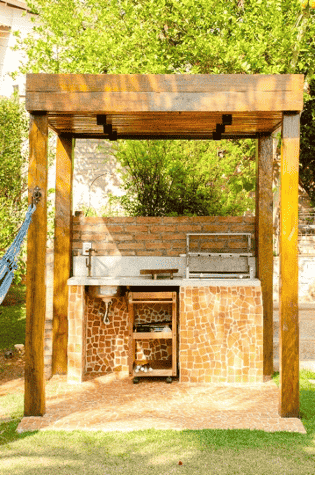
[0,96,28,282]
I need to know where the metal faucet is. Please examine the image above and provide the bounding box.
[86,248,96,277]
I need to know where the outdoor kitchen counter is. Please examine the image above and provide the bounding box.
[67,276,261,287]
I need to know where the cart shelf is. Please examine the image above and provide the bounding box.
[128,291,177,381]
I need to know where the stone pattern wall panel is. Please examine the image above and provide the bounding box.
[67,285,86,383]
[85,298,173,374]
[179,286,263,384]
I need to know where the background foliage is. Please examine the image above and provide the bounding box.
[0,96,28,281]
[12,0,315,214]
[114,139,256,216]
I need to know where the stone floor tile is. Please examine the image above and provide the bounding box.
[15,373,307,434]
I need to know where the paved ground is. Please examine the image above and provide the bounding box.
[15,373,306,434]
[273,303,315,372]
[5,304,314,436]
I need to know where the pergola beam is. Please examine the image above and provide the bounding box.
[52,135,73,375]
[26,74,303,114]
[279,113,300,417]
[256,136,274,379]
[24,113,48,416]
[23,74,304,419]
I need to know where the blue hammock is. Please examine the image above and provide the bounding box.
[0,204,36,304]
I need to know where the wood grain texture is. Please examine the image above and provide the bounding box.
[279,113,300,418]
[26,90,303,114]
[26,73,304,95]
[256,136,274,379]
[52,135,73,375]
[25,113,48,416]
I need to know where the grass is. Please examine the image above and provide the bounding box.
[0,284,26,350]
[0,284,315,474]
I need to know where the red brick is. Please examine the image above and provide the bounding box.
[145,242,171,249]
[136,217,163,224]
[151,225,175,232]
[124,225,148,233]
[118,242,144,249]
[229,224,255,233]
[135,234,161,241]
[94,243,118,250]
[161,233,186,241]
[201,224,229,232]
[177,225,202,232]
[162,217,194,223]
[110,234,134,241]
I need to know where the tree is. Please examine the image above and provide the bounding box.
[300,78,315,203]
[112,139,256,216]
[14,0,315,205]
[16,0,314,79]
[0,96,29,279]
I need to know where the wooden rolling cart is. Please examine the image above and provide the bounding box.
[128,291,177,383]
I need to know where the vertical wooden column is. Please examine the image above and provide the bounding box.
[279,113,300,417]
[256,136,274,379]
[52,135,73,375]
[25,113,48,416]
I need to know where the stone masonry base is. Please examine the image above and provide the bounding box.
[67,285,263,384]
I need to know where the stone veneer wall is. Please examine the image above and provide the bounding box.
[68,284,264,384]
[72,216,255,257]
[179,286,263,384]
[84,294,173,375]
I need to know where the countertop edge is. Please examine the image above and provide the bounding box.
[67,277,261,287]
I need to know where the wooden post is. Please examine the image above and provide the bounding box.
[25,113,48,416]
[52,135,73,375]
[256,136,274,379]
[279,113,300,417]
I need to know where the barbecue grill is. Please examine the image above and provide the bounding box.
[185,233,255,279]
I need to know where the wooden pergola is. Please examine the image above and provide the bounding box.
[24,73,303,419]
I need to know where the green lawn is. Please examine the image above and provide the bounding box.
[0,285,314,474]
[0,285,26,350]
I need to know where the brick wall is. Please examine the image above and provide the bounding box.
[72,216,255,257]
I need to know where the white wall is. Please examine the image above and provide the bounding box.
[0,1,35,97]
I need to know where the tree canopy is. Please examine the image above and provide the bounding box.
[13,0,315,208]
[0,96,28,278]
[18,0,314,79]
[112,139,256,216]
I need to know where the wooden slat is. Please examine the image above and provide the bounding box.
[256,135,273,379]
[26,73,304,95]
[52,135,73,375]
[25,113,48,417]
[26,90,303,114]
[279,113,300,418]
[46,111,283,137]
[130,292,174,300]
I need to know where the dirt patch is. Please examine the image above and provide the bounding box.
[0,349,24,387]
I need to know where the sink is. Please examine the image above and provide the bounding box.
[88,285,121,299]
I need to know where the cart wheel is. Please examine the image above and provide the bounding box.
[133,377,140,384]
[166,376,172,383]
